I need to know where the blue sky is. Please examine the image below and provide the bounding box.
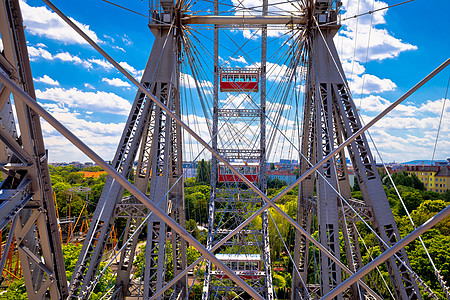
[2,0,449,164]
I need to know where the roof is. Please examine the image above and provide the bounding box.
[79,171,107,178]
[267,170,295,176]
[404,166,441,172]
[215,254,261,261]
[436,166,450,177]
[218,162,259,166]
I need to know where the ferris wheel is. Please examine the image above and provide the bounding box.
[0,0,449,299]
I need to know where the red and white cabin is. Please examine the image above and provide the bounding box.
[218,162,259,183]
[212,254,263,280]
[220,68,259,92]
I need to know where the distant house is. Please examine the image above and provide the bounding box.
[79,171,107,178]
[404,165,449,193]
[267,170,296,185]
[182,161,198,179]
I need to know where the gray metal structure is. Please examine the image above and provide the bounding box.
[201,0,274,297]
[0,0,449,299]
[292,1,422,299]
[67,0,187,299]
[0,0,68,299]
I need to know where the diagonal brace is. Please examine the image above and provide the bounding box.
[33,0,450,296]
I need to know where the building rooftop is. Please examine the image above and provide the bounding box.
[436,166,450,177]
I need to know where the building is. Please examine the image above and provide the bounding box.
[405,165,449,193]
[434,167,450,193]
[267,170,296,185]
[182,161,198,179]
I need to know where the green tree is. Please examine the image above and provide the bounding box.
[384,171,425,191]
[196,159,211,184]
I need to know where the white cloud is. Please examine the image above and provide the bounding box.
[84,83,95,89]
[122,35,133,46]
[28,46,53,60]
[102,77,131,88]
[54,52,92,68]
[349,73,396,95]
[355,96,450,162]
[36,87,131,115]
[119,61,143,79]
[230,56,247,64]
[88,59,113,70]
[112,45,126,52]
[180,73,213,91]
[336,0,417,62]
[342,59,365,77]
[40,104,124,162]
[20,0,101,45]
[35,75,60,86]
[27,46,118,72]
[267,101,292,111]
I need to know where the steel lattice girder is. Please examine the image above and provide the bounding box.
[0,0,448,298]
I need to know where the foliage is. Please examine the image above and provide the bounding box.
[0,278,27,300]
[196,159,211,185]
[383,171,425,191]
[267,177,287,189]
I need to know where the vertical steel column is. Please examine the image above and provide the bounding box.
[260,0,274,298]
[201,0,219,297]
[0,1,68,298]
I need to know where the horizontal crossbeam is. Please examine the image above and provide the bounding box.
[182,15,306,25]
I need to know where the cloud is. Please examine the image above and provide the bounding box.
[356,96,450,162]
[27,46,117,72]
[336,0,417,62]
[28,46,53,60]
[180,73,213,90]
[54,52,92,68]
[349,73,396,94]
[102,77,131,88]
[229,56,247,64]
[119,61,143,79]
[40,104,124,162]
[35,75,60,86]
[267,101,292,111]
[88,59,114,70]
[20,0,101,45]
[36,87,131,115]
[28,45,94,68]
[84,83,95,89]
[122,35,133,46]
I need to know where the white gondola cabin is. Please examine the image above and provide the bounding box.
[220,68,259,92]
[211,254,263,280]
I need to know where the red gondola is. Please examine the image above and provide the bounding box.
[218,162,259,183]
[220,68,259,92]
[212,254,263,280]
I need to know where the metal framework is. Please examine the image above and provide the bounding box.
[0,0,449,299]
[292,2,422,299]
[0,0,68,298]
[201,0,274,297]
[67,1,187,298]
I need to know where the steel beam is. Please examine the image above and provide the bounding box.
[182,15,306,25]
[0,65,265,300]
[322,204,450,300]
[38,2,450,297]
